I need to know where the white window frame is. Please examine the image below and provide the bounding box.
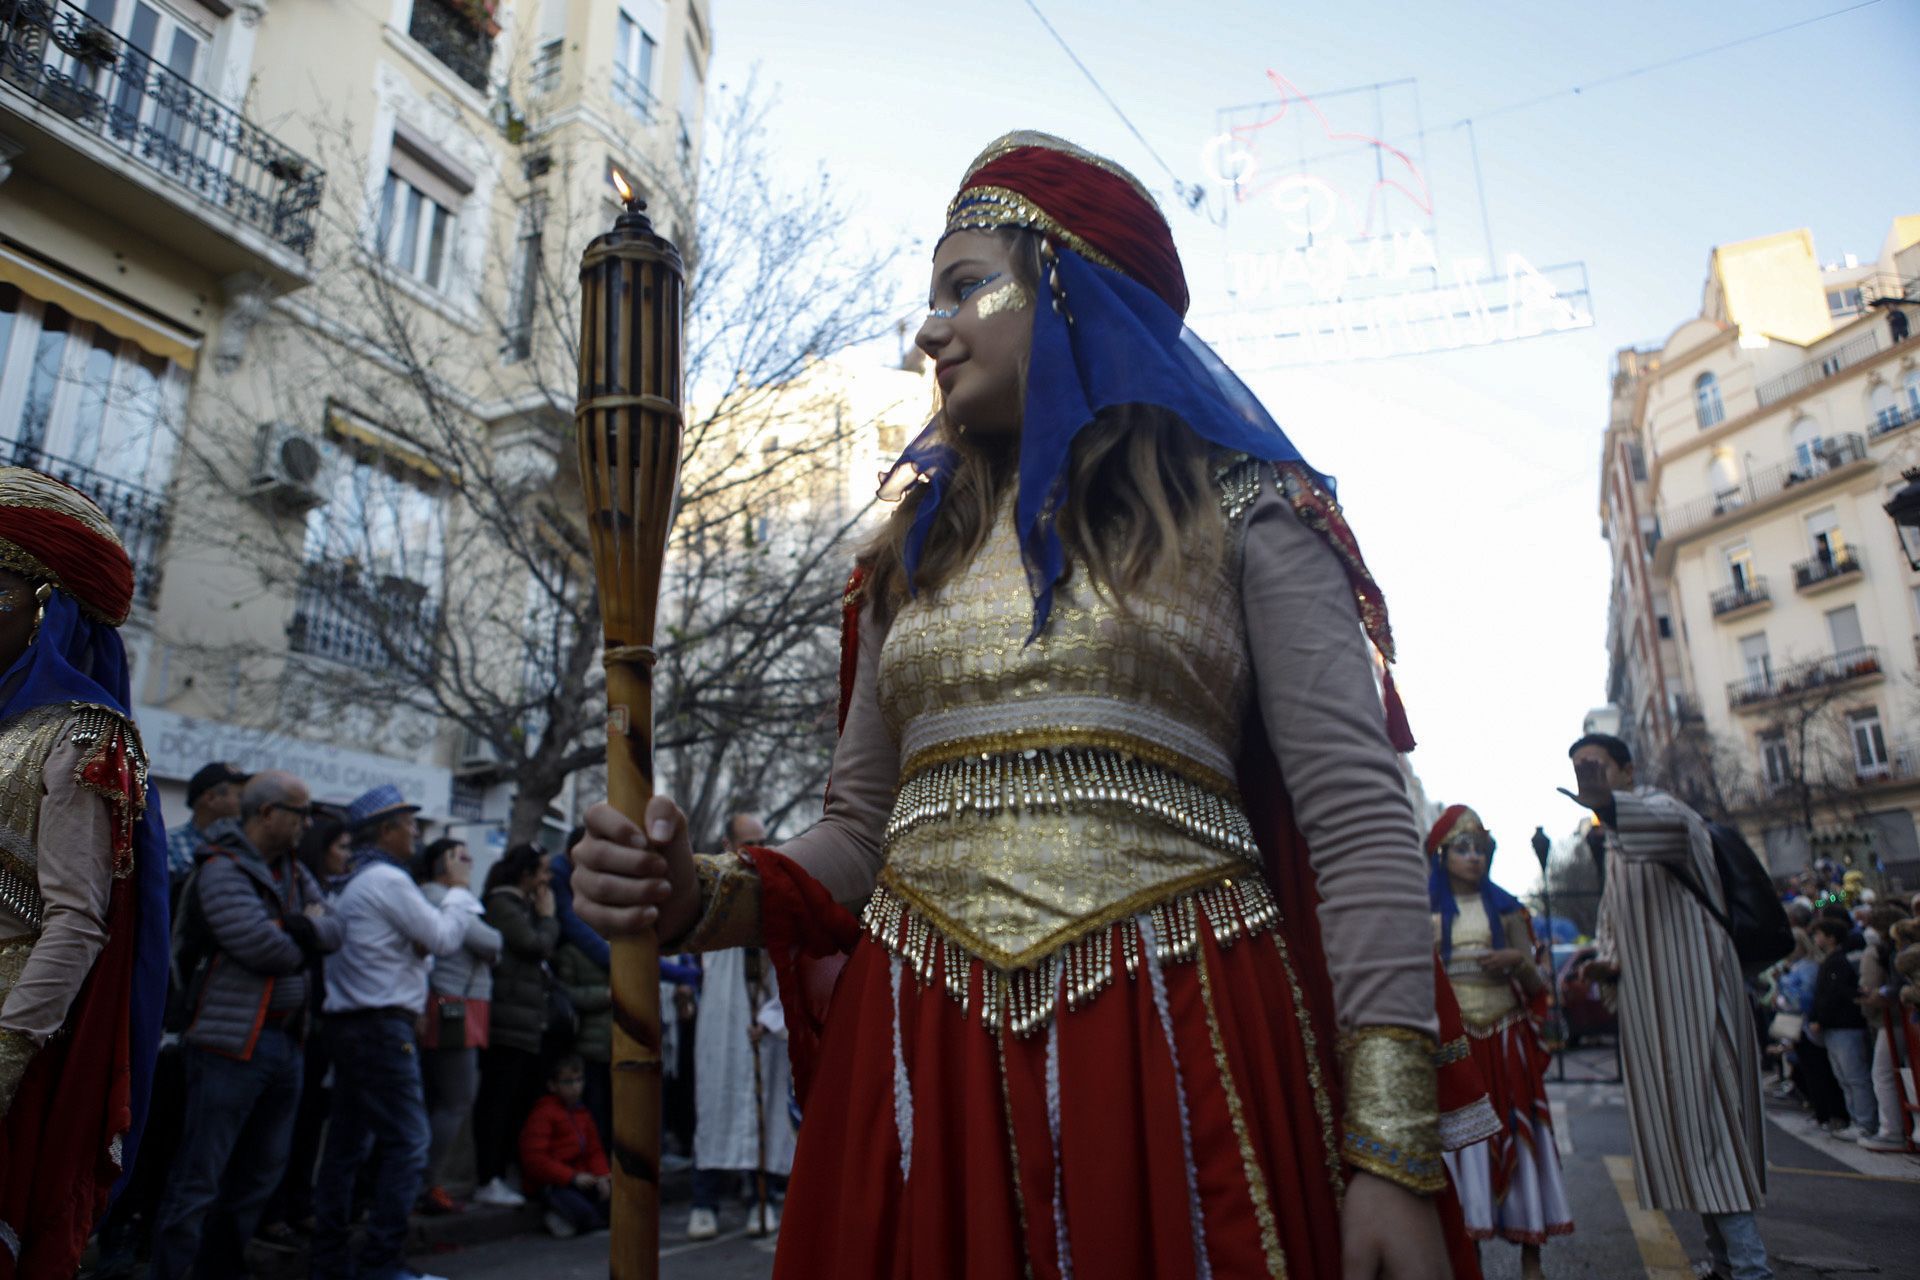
[0,286,187,492]
[1739,632,1772,685]
[1825,603,1866,658]
[1695,371,1725,429]
[613,12,657,121]
[1760,732,1791,791]
[503,191,547,363]
[1724,541,1755,592]
[1848,707,1889,777]
[303,424,448,594]
[1871,382,1900,433]
[1805,506,1847,565]
[377,167,459,291]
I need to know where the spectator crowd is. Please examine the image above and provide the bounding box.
[1759,879,1920,1155]
[87,765,795,1280]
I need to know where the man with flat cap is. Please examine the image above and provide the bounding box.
[167,761,250,890]
[310,785,468,1280]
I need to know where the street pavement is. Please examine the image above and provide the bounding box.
[423,1046,1918,1279]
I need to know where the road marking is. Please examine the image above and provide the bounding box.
[1603,1154,1693,1280]
[1550,1099,1573,1158]
[659,1227,750,1257]
[1766,1162,1920,1184]
[1765,1112,1920,1183]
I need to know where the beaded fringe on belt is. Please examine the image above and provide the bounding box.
[860,871,1282,1037]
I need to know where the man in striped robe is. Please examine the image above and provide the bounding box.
[1568,733,1771,1280]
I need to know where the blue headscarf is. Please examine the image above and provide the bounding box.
[1427,825,1527,966]
[895,246,1334,640]
[0,590,169,1191]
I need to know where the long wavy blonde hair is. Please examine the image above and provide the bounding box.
[863,229,1224,624]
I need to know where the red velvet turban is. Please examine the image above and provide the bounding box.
[0,467,135,626]
[1425,804,1492,857]
[943,131,1191,318]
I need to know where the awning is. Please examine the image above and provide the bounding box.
[0,245,201,369]
[325,406,448,482]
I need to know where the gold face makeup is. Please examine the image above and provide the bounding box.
[974,278,1030,319]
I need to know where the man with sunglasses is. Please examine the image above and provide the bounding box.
[151,771,343,1280]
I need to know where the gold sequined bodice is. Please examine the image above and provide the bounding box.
[874,504,1258,970]
[1436,898,1522,1032]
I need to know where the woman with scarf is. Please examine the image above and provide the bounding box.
[573,132,1469,1278]
[1427,806,1572,1278]
[0,468,168,1279]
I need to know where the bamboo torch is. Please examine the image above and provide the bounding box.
[576,169,684,1279]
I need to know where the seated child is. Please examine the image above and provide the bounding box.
[518,1054,612,1237]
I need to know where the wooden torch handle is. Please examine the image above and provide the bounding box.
[605,647,662,1278]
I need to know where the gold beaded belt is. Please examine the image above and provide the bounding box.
[884,745,1260,863]
[861,872,1281,1037]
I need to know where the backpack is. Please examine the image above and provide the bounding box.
[1662,821,1795,976]
[164,858,220,1034]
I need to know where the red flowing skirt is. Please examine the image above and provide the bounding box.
[773,916,1349,1280]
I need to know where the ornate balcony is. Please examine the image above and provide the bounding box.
[407,0,493,94]
[3,438,167,607]
[1754,331,1881,408]
[0,0,324,269]
[1658,433,1869,547]
[1792,548,1863,593]
[287,557,439,672]
[612,64,654,122]
[1727,645,1882,712]
[1710,577,1770,619]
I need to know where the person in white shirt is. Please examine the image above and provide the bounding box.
[308,786,470,1280]
[686,815,796,1242]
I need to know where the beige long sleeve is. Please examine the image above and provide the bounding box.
[0,733,116,1043]
[774,603,899,908]
[1241,478,1437,1036]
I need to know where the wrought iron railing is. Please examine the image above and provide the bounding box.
[612,64,653,121]
[1658,433,1868,543]
[1710,578,1770,616]
[1792,548,1862,591]
[1726,645,1882,710]
[1862,273,1920,307]
[287,557,439,671]
[407,0,492,93]
[1754,331,1881,407]
[3,438,168,606]
[0,0,324,257]
[1870,403,1918,438]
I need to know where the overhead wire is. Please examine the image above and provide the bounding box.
[1027,0,1890,219]
[1019,0,1212,217]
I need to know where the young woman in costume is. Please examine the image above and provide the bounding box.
[573,132,1470,1279]
[1427,805,1573,1278]
[0,468,169,1279]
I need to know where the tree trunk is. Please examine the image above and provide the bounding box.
[507,777,561,846]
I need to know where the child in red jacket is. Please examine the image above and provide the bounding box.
[518,1055,611,1237]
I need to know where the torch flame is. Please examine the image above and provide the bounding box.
[611,168,634,203]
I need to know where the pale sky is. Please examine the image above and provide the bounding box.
[703,0,1920,893]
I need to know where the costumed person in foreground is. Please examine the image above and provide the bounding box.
[0,468,169,1280]
[572,131,1475,1278]
[1427,806,1572,1279]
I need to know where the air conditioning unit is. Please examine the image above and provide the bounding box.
[457,727,503,774]
[248,421,325,515]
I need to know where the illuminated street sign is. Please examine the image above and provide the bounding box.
[1201,72,1593,367]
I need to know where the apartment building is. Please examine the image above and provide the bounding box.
[1598,218,1920,879]
[0,0,711,847]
